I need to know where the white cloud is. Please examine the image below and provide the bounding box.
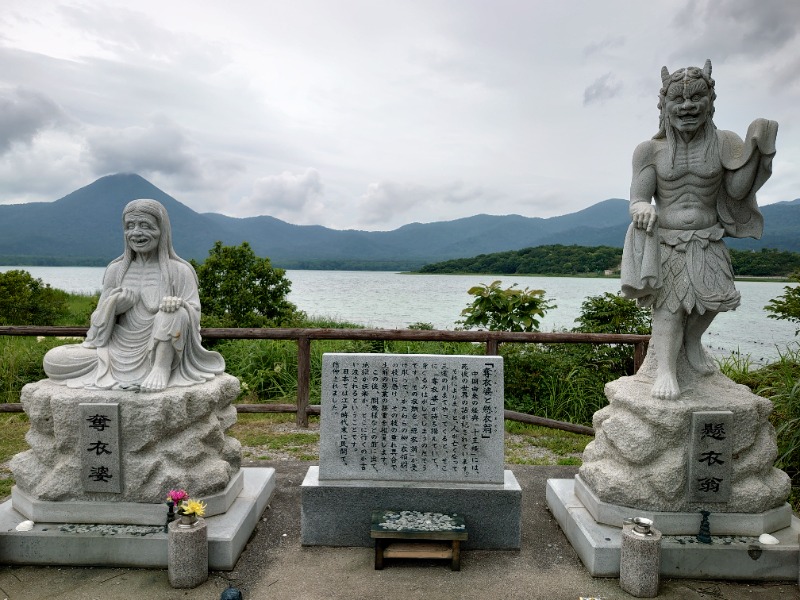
[357,181,488,226]
[238,169,326,221]
[0,129,88,201]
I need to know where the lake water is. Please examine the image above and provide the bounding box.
[2,266,797,364]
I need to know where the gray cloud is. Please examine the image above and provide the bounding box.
[0,2,797,228]
[86,116,201,178]
[583,73,621,106]
[0,87,68,153]
[670,0,800,64]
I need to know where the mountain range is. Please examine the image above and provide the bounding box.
[0,173,798,270]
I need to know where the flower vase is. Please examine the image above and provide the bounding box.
[179,513,198,527]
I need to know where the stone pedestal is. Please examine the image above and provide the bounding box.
[546,478,800,579]
[11,375,242,511]
[0,467,276,570]
[301,466,521,548]
[547,353,796,581]
[579,353,790,513]
[168,518,208,588]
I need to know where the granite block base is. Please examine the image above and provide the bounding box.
[0,467,275,570]
[574,474,791,536]
[547,478,800,580]
[11,469,244,526]
[300,466,521,549]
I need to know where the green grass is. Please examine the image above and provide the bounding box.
[0,413,29,461]
[504,420,592,455]
[56,293,98,326]
[0,290,97,403]
[228,413,320,461]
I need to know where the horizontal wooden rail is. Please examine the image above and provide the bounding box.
[0,325,650,346]
[1,325,647,432]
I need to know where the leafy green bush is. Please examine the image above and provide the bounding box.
[457,280,555,332]
[0,270,70,326]
[191,241,303,328]
[572,292,651,335]
[765,273,800,335]
[569,292,652,376]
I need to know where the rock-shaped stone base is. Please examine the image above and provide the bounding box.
[579,352,790,513]
[10,375,242,505]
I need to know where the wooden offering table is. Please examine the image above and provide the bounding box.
[370,510,468,571]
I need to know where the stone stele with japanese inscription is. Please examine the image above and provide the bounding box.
[319,353,504,484]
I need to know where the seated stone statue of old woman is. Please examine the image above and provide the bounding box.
[44,198,225,392]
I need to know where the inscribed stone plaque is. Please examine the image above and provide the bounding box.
[80,403,122,493]
[319,354,504,484]
[688,411,733,503]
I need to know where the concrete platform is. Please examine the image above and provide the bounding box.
[11,469,245,526]
[0,467,275,570]
[3,463,799,599]
[547,477,800,580]
[574,474,792,535]
[300,466,521,549]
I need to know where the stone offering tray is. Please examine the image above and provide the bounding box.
[370,510,468,571]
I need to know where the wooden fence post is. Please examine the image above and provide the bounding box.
[296,336,311,427]
[633,340,648,373]
[486,340,500,355]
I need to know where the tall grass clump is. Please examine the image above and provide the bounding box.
[501,344,616,426]
[0,336,77,403]
[723,345,800,507]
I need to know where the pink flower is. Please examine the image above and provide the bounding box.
[166,489,188,503]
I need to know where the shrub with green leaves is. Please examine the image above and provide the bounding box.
[0,270,69,326]
[457,280,555,332]
[765,273,800,335]
[572,292,651,335]
[191,241,303,328]
[569,292,652,376]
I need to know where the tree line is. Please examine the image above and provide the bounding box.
[417,244,800,278]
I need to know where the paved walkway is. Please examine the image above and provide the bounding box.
[1,463,798,600]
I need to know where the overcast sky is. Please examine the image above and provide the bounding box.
[1,1,798,231]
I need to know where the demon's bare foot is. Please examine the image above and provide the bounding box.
[651,370,680,401]
[685,341,716,375]
[140,365,169,392]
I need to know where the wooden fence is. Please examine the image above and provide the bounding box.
[0,326,650,437]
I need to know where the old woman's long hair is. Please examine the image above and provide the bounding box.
[112,198,197,291]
